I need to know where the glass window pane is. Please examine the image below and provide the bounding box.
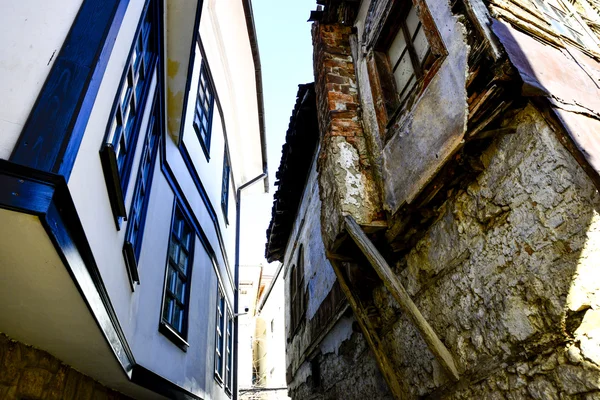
[173,304,183,332]
[178,248,188,272]
[167,268,176,292]
[388,29,407,67]
[169,240,178,264]
[163,297,173,322]
[393,54,415,97]
[176,280,185,303]
[413,27,430,64]
[406,5,420,37]
[399,75,417,103]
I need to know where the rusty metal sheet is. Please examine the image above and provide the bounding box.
[491,19,600,114]
[492,19,600,183]
[552,107,600,176]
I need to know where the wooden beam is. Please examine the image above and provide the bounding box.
[344,216,461,382]
[464,0,503,61]
[327,257,408,400]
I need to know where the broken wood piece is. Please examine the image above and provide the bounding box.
[468,100,513,138]
[325,250,354,262]
[327,258,408,400]
[344,215,461,382]
[464,0,503,60]
[360,220,388,233]
[472,127,517,140]
[469,84,500,120]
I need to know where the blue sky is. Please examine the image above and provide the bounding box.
[239,0,316,268]
[253,0,316,175]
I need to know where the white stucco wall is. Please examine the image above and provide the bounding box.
[199,0,263,187]
[0,0,83,159]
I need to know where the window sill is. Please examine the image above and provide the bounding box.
[159,321,189,352]
[122,241,140,290]
[99,143,127,229]
[214,373,224,387]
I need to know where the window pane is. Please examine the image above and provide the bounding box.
[163,298,173,322]
[169,240,178,264]
[406,5,420,38]
[173,304,184,332]
[393,54,415,97]
[176,280,186,303]
[388,29,407,67]
[413,27,430,65]
[167,268,177,293]
[399,75,417,103]
[178,248,188,272]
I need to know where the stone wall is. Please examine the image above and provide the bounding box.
[371,105,600,398]
[289,316,393,400]
[0,333,131,400]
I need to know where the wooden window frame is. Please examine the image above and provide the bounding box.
[159,203,194,351]
[122,92,161,288]
[100,0,158,227]
[193,61,215,160]
[368,0,447,140]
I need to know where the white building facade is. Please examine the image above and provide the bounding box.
[0,0,267,399]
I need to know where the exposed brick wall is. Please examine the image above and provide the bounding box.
[0,333,132,400]
[312,21,380,249]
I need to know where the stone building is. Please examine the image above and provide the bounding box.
[267,0,600,398]
[0,0,267,398]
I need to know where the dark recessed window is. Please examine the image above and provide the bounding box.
[160,205,194,346]
[221,150,231,221]
[215,288,225,381]
[122,93,161,287]
[290,245,306,337]
[101,0,158,224]
[193,62,215,157]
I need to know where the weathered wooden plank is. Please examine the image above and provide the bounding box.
[345,216,461,382]
[464,0,503,60]
[327,257,408,400]
[468,100,513,138]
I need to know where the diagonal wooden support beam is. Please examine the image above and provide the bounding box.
[345,216,461,382]
[327,257,408,400]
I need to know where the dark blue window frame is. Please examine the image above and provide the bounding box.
[160,203,194,350]
[225,308,233,393]
[122,92,161,287]
[215,287,225,382]
[221,150,230,222]
[100,0,158,227]
[193,61,215,159]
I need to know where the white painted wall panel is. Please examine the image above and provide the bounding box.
[0,0,83,158]
[67,0,150,337]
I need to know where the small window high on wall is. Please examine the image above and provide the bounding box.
[194,62,215,158]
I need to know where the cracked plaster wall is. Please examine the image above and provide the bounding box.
[369,104,600,398]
